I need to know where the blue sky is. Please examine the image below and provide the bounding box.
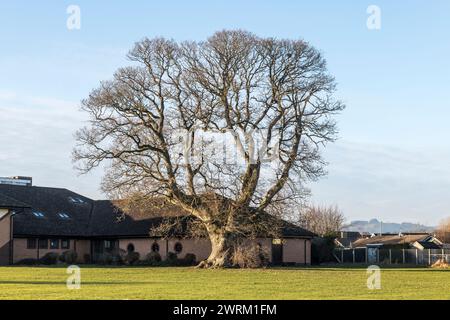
[0,1,449,225]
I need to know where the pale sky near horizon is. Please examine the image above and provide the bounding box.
[0,1,449,225]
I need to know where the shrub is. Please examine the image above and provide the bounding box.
[15,258,38,265]
[117,249,127,263]
[83,254,91,264]
[111,255,123,265]
[59,250,78,264]
[161,252,197,266]
[111,249,127,265]
[182,253,197,266]
[40,252,59,265]
[311,236,336,264]
[96,250,128,265]
[232,244,269,268]
[98,252,113,265]
[145,251,162,265]
[258,248,270,266]
[125,252,140,265]
[166,252,178,264]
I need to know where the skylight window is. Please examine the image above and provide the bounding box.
[68,196,85,204]
[58,213,70,219]
[32,211,45,218]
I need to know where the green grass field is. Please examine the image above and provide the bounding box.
[0,266,449,300]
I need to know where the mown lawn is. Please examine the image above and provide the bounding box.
[0,266,448,300]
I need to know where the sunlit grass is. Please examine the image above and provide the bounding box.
[0,266,448,300]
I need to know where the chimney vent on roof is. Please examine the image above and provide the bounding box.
[0,176,32,186]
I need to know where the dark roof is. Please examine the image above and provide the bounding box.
[416,241,442,249]
[338,231,362,240]
[88,200,187,237]
[352,233,432,247]
[0,191,30,209]
[280,221,315,238]
[89,200,315,238]
[0,184,93,237]
[335,238,353,248]
[0,184,314,239]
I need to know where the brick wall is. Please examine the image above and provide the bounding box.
[282,238,311,264]
[0,209,11,265]
[119,238,212,261]
[13,238,92,264]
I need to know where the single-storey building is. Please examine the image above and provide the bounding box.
[352,233,443,250]
[350,233,443,264]
[0,192,29,264]
[0,177,314,265]
[334,231,364,248]
[334,232,445,264]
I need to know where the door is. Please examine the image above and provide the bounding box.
[91,240,104,263]
[91,239,119,263]
[367,247,378,263]
[272,239,283,265]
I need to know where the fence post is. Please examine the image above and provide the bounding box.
[377,249,379,263]
[415,249,418,265]
[389,249,392,264]
[365,247,368,264]
[402,249,405,264]
[428,249,431,265]
[442,249,445,262]
[353,249,355,264]
[341,249,344,264]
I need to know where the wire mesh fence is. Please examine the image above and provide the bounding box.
[333,248,450,265]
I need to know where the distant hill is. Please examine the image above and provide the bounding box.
[342,219,435,234]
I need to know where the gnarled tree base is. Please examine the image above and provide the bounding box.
[196,232,269,268]
[196,259,232,269]
[196,232,236,268]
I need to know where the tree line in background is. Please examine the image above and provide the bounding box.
[298,205,344,237]
[297,205,345,264]
[436,217,450,243]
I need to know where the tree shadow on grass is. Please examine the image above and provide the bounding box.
[270,265,450,272]
[0,280,156,285]
[9,265,193,269]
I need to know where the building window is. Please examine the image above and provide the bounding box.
[27,238,37,249]
[272,238,282,245]
[38,239,48,249]
[58,213,70,219]
[32,211,45,218]
[50,239,59,249]
[68,196,85,204]
[174,242,183,254]
[151,242,160,253]
[61,239,70,249]
[104,240,112,249]
[127,243,135,253]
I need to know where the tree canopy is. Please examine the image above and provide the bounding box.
[74,30,344,267]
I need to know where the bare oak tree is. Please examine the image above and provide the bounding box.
[73,30,344,268]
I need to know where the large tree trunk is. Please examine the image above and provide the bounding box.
[197,230,237,268]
